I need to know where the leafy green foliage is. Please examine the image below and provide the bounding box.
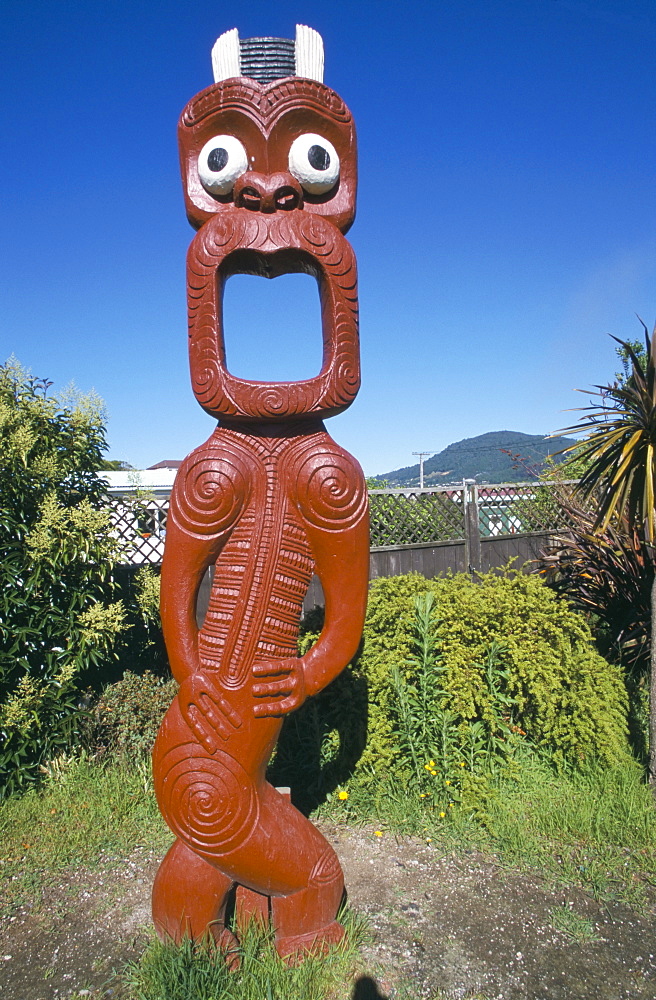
[614,337,647,387]
[81,670,177,762]
[0,360,126,797]
[556,321,656,785]
[537,494,652,760]
[559,324,656,543]
[390,593,521,811]
[112,565,169,681]
[283,572,631,813]
[356,571,631,780]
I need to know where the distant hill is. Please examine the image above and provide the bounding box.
[377,431,576,487]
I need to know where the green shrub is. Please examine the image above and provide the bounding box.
[267,606,368,812]
[386,592,521,810]
[357,570,631,778]
[113,565,169,680]
[280,571,630,811]
[0,361,127,797]
[82,670,177,762]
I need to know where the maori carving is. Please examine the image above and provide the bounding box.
[152,25,369,962]
[187,209,360,418]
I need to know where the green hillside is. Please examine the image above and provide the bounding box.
[378,431,576,487]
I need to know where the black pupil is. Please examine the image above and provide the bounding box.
[208,147,229,172]
[308,144,330,171]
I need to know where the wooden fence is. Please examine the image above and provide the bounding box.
[107,479,578,613]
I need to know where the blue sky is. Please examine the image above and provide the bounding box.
[2,0,655,475]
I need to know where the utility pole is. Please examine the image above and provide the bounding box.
[412,451,435,489]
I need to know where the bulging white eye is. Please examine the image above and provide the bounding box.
[198,135,248,196]
[288,133,340,195]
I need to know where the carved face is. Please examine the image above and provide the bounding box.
[179,78,357,233]
[179,78,360,423]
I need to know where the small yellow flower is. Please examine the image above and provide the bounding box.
[337,790,349,801]
[419,793,427,798]
[445,780,451,786]
[430,770,437,776]
[424,764,431,771]
[374,830,383,837]
[448,802,454,808]
[439,811,446,819]
[426,838,432,843]
[459,761,465,767]
[429,760,435,767]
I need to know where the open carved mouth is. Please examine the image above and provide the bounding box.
[222,268,322,383]
[187,210,359,422]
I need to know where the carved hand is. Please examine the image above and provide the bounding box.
[178,671,242,753]
[251,658,307,718]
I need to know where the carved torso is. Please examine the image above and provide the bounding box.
[199,428,317,685]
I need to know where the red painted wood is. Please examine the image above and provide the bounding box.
[151,61,368,962]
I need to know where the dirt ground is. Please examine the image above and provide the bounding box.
[1,823,655,1000]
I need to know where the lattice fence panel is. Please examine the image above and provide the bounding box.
[476,482,580,537]
[108,496,169,565]
[369,489,465,547]
[105,481,583,563]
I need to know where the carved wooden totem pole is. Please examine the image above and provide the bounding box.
[151,26,369,961]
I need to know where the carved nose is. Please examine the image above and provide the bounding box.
[234,172,303,213]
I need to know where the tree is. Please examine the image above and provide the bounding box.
[559,321,656,785]
[99,459,135,471]
[0,360,127,796]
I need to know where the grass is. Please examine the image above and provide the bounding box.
[0,752,171,915]
[124,909,367,1000]
[1,750,655,999]
[549,902,600,943]
[321,751,656,910]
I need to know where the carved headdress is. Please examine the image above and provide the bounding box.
[212,25,324,84]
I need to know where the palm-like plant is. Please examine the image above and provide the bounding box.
[559,321,656,783]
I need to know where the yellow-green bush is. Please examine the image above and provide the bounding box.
[0,361,126,797]
[357,571,631,777]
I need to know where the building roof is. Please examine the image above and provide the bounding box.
[100,468,177,496]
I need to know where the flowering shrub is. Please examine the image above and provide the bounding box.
[283,570,632,806]
[0,361,126,797]
[357,570,631,779]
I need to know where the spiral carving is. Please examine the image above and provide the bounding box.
[170,450,250,537]
[155,742,258,858]
[292,447,366,531]
[250,386,287,417]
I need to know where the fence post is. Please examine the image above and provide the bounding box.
[464,480,481,574]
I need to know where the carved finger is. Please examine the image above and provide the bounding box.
[253,694,299,718]
[252,660,295,678]
[252,678,295,699]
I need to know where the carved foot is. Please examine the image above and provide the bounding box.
[216,926,241,971]
[275,919,345,964]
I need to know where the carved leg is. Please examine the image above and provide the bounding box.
[262,796,344,962]
[152,838,239,964]
[193,781,346,960]
[234,884,270,935]
[270,843,345,961]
